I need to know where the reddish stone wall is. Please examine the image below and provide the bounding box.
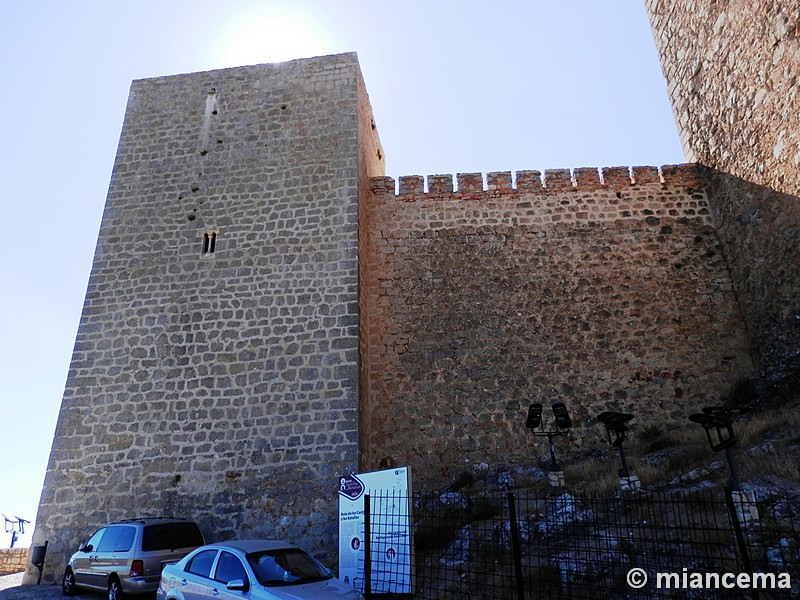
[363,165,752,487]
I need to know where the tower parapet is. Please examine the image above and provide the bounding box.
[376,163,701,196]
[370,164,710,227]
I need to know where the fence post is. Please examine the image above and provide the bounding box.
[507,492,526,600]
[364,493,371,599]
[723,486,758,600]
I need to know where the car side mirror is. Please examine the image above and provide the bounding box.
[226,579,249,592]
[79,543,93,553]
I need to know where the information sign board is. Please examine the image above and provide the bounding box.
[338,467,412,595]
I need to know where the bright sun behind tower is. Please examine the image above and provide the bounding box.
[221,15,327,66]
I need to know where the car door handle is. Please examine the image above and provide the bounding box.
[210,589,220,596]
[180,579,188,586]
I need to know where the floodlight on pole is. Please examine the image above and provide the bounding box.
[526,402,572,486]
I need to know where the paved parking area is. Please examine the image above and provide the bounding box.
[0,573,92,599]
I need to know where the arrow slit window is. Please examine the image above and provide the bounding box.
[202,231,217,254]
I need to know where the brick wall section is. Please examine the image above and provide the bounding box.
[0,548,28,576]
[703,167,800,390]
[363,165,752,487]
[646,0,800,196]
[29,54,382,583]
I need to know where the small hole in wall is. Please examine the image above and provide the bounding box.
[281,104,287,110]
[187,213,196,221]
[377,149,382,161]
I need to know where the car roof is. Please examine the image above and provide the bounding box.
[110,517,197,526]
[212,540,299,553]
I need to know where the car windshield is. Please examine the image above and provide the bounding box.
[246,548,332,587]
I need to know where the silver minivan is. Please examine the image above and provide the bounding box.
[62,517,204,599]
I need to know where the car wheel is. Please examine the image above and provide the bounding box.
[108,577,126,600]
[62,568,78,596]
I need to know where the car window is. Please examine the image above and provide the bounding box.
[96,526,136,553]
[143,522,204,551]
[83,528,106,552]
[214,551,248,584]
[248,549,331,586]
[186,549,217,578]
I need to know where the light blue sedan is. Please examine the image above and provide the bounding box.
[156,540,364,600]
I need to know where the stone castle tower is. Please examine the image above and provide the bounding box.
[27,1,799,584]
[29,54,383,578]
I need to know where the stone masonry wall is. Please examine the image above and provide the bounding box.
[703,167,800,393]
[646,0,800,196]
[363,165,752,488]
[0,548,28,576]
[357,69,385,468]
[29,54,382,583]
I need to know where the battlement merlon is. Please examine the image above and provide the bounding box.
[370,164,702,199]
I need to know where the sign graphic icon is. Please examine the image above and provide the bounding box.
[339,475,365,500]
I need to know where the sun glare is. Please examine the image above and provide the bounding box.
[222,16,327,66]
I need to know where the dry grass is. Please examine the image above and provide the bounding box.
[738,452,800,482]
[562,397,800,494]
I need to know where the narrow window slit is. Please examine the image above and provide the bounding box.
[202,231,217,254]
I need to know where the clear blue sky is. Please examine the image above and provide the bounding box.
[0,0,683,548]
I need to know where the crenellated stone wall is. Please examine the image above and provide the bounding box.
[362,165,753,487]
[27,31,800,586]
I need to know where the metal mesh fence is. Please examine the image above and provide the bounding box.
[359,487,799,599]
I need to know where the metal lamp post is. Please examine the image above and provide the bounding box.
[597,411,640,491]
[687,406,745,491]
[688,405,759,563]
[526,402,572,487]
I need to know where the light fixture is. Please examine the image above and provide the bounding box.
[597,411,635,480]
[526,402,572,484]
